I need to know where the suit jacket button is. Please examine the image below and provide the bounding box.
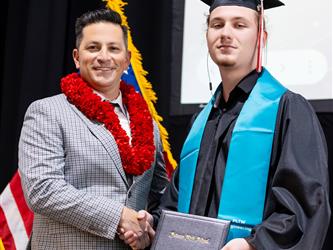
[128,191,132,198]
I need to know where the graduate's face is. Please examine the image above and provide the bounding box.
[73,22,130,94]
[206,6,259,70]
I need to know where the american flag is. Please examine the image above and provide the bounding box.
[0,172,33,250]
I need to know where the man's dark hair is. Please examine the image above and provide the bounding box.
[75,8,128,48]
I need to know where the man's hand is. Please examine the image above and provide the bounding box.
[118,207,143,238]
[119,210,155,249]
[221,238,255,250]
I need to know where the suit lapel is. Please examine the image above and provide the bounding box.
[66,99,129,186]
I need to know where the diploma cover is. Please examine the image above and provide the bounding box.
[151,210,230,250]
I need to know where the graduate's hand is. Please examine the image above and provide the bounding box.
[137,210,155,239]
[119,228,150,250]
[221,238,255,250]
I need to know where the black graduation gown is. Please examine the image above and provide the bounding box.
[152,70,331,250]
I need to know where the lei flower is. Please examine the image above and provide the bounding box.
[60,73,155,176]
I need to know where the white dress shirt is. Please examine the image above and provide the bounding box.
[95,91,132,143]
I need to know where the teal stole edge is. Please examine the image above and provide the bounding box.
[178,69,287,241]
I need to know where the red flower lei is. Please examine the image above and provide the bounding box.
[60,73,155,176]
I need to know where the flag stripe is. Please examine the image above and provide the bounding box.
[9,172,33,235]
[0,207,16,250]
[0,184,29,250]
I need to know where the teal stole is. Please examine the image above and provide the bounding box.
[178,69,286,241]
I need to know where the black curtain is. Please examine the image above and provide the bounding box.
[0,0,332,249]
[0,0,104,189]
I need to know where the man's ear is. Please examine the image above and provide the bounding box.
[72,49,80,69]
[122,50,131,71]
[263,31,268,48]
[126,50,131,67]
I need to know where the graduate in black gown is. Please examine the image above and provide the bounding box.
[153,1,330,250]
[122,0,331,249]
[153,71,331,249]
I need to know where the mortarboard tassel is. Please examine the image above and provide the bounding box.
[256,0,265,72]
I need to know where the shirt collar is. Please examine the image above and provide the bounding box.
[215,70,259,108]
[236,70,259,95]
[94,90,127,115]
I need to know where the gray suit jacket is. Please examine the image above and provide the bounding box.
[18,94,169,249]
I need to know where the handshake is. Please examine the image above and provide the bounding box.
[118,207,155,250]
[117,207,255,250]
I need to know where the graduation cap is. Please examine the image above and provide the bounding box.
[201,0,284,12]
[202,0,284,72]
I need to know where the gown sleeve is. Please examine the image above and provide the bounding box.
[150,166,179,229]
[248,92,331,250]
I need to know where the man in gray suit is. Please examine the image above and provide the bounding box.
[18,8,169,249]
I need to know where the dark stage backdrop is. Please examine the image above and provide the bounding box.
[0,0,332,249]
